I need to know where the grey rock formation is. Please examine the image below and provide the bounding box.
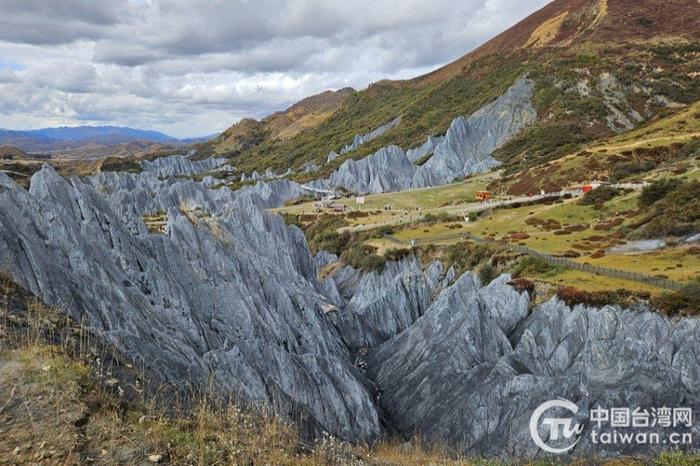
[411,78,536,187]
[141,154,227,178]
[1,116,699,460]
[329,145,414,194]
[241,168,293,182]
[314,77,536,194]
[235,179,307,208]
[314,251,339,269]
[327,259,452,350]
[340,116,401,155]
[598,72,645,133]
[405,135,444,163]
[367,273,700,457]
[608,239,666,253]
[326,151,340,163]
[202,175,217,188]
[301,161,319,173]
[685,232,700,243]
[0,166,381,442]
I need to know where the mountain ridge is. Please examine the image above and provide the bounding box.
[0,125,210,154]
[205,0,699,179]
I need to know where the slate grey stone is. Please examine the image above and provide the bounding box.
[411,78,536,187]
[313,77,536,194]
[327,258,450,350]
[340,116,401,155]
[405,135,444,163]
[0,166,381,442]
[235,179,307,208]
[367,273,700,457]
[141,154,227,178]
[329,145,414,194]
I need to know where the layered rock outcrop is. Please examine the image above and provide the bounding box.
[367,274,700,456]
[328,145,415,194]
[141,154,227,178]
[411,77,536,187]
[0,166,380,441]
[340,116,402,155]
[405,135,444,163]
[1,144,699,460]
[235,179,307,208]
[313,77,536,194]
[327,258,454,350]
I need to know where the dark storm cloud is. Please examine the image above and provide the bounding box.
[0,0,550,137]
[0,0,123,45]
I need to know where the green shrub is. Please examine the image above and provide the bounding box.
[442,241,498,275]
[556,286,622,307]
[513,256,565,278]
[609,160,656,182]
[639,178,683,207]
[301,214,350,254]
[421,211,459,225]
[384,248,413,263]
[579,186,619,206]
[634,180,700,238]
[340,244,386,272]
[478,263,497,285]
[652,283,700,316]
[373,225,395,238]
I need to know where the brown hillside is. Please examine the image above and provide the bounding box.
[213,88,354,154]
[417,0,700,84]
[266,88,355,140]
[0,145,29,160]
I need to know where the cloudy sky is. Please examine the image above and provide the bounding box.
[0,0,549,138]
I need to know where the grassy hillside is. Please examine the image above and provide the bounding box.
[496,100,700,195]
[202,0,700,181]
[210,88,354,155]
[229,59,524,177]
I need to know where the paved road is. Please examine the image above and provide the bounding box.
[339,189,585,232]
[338,183,649,233]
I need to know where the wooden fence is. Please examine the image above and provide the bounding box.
[384,231,684,291]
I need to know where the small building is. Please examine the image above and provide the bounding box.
[355,196,366,205]
[582,184,594,193]
[475,191,492,201]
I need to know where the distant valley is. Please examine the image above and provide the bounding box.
[0,125,214,159]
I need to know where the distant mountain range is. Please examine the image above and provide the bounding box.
[0,126,213,154]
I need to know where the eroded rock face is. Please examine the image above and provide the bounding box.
[327,258,454,351]
[367,274,700,457]
[141,154,227,178]
[412,78,536,188]
[329,145,415,194]
[234,179,307,208]
[314,77,536,194]
[1,161,699,460]
[0,166,380,442]
[406,135,444,163]
[340,116,402,155]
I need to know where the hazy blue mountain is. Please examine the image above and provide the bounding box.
[0,126,207,153]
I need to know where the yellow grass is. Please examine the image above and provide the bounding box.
[524,11,569,48]
[538,270,662,295]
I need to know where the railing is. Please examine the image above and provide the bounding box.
[384,231,684,291]
[340,190,583,233]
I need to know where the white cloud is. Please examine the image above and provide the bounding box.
[0,0,549,137]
